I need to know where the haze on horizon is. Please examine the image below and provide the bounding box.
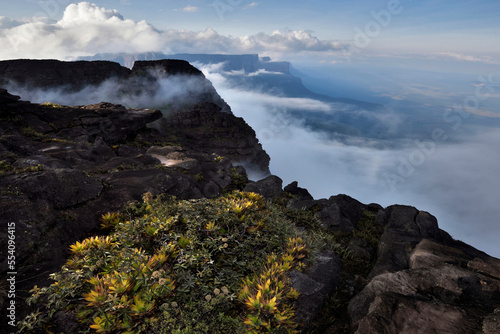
[1,1,500,257]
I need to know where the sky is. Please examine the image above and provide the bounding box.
[0,1,499,64]
[1,1,500,256]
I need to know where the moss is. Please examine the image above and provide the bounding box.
[21,127,50,141]
[353,210,381,250]
[0,115,24,126]
[194,172,204,182]
[0,160,44,176]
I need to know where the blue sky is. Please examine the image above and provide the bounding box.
[0,0,498,65]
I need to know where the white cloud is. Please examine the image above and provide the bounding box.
[433,51,487,63]
[0,2,346,60]
[244,2,259,9]
[238,30,346,53]
[174,5,198,13]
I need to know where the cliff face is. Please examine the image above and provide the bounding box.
[0,58,231,112]
[1,60,499,333]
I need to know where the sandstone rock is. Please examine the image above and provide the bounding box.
[349,238,500,333]
[132,59,204,77]
[290,251,342,324]
[483,308,500,334]
[284,181,314,201]
[0,88,20,104]
[2,169,103,209]
[313,195,367,232]
[162,102,270,173]
[244,175,283,198]
[369,205,453,279]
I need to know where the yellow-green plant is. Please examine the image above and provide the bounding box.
[239,237,309,333]
[41,102,64,108]
[99,212,122,230]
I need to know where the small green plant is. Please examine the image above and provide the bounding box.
[194,172,204,182]
[353,210,381,250]
[224,167,249,192]
[21,127,49,141]
[99,212,122,230]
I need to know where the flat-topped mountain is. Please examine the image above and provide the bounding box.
[0,58,229,113]
[81,52,292,74]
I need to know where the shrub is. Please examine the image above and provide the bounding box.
[19,191,308,333]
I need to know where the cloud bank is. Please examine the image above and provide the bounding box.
[198,63,500,258]
[0,2,345,60]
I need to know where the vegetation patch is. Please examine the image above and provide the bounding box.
[41,102,64,109]
[19,191,308,333]
[0,160,44,176]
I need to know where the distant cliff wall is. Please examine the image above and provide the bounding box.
[80,52,291,74]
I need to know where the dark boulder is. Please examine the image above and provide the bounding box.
[290,251,342,324]
[244,175,283,199]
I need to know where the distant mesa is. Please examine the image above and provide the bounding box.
[80,52,292,74]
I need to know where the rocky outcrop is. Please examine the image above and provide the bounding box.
[244,175,500,332]
[160,102,270,173]
[0,59,269,171]
[349,238,500,333]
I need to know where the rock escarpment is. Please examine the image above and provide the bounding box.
[0,80,262,329]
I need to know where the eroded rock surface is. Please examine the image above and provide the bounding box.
[0,82,268,328]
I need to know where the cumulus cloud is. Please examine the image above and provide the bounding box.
[0,2,346,60]
[238,30,345,53]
